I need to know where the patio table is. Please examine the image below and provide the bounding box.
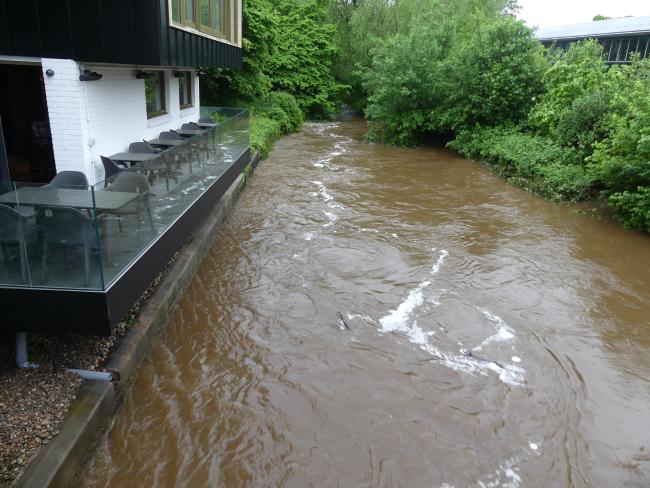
[197,122,217,128]
[0,187,138,212]
[176,129,204,137]
[109,152,158,166]
[147,138,185,147]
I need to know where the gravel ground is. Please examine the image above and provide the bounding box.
[0,258,173,487]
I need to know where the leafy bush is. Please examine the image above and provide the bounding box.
[363,13,544,145]
[250,115,284,160]
[589,57,650,195]
[608,187,650,231]
[252,92,304,134]
[203,0,345,119]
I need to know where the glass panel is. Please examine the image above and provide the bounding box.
[172,0,181,22]
[201,0,210,27]
[608,39,620,63]
[185,0,195,23]
[179,72,192,107]
[145,73,166,118]
[0,108,250,292]
[0,180,104,289]
[619,38,631,62]
[211,0,222,32]
[96,107,250,287]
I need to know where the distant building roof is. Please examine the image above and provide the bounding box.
[536,15,650,41]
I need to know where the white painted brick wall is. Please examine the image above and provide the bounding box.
[41,59,201,185]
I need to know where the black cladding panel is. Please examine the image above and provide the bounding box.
[0,0,241,68]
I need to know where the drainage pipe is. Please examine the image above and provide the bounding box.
[15,332,37,369]
[15,333,113,381]
[67,369,113,381]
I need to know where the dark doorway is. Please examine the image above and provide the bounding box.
[0,64,56,183]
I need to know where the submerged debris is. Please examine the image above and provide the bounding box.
[336,312,351,331]
[463,350,505,369]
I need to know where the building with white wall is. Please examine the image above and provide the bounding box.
[0,1,250,337]
[0,0,243,185]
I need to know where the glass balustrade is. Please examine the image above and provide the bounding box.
[0,108,249,290]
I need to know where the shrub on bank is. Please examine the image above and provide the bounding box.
[248,91,304,159]
[252,91,304,134]
[250,115,284,159]
[608,187,650,232]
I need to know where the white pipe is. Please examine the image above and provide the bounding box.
[15,333,112,381]
[15,333,38,369]
[67,369,113,381]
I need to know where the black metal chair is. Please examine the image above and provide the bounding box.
[181,122,201,130]
[100,155,126,187]
[40,207,97,287]
[159,131,184,140]
[46,170,89,190]
[130,141,161,154]
[0,204,37,284]
[106,172,154,233]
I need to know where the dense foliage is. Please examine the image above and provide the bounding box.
[203,0,344,119]
[204,0,650,232]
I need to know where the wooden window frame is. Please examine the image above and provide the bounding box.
[179,72,193,109]
[145,72,167,119]
[169,0,237,44]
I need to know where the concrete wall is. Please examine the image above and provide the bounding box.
[40,59,200,184]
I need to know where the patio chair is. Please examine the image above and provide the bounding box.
[141,150,182,191]
[40,207,97,287]
[100,155,127,187]
[0,204,37,284]
[159,131,184,140]
[106,172,154,233]
[130,141,161,154]
[46,170,89,190]
[181,122,201,130]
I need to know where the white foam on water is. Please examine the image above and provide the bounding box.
[529,442,538,451]
[347,313,375,323]
[378,250,525,387]
[477,457,522,488]
[391,233,398,238]
[512,356,522,363]
[473,309,515,352]
[302,232,314,241]
[323,211,338,227]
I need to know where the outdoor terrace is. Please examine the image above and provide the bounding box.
[0,107,250,335]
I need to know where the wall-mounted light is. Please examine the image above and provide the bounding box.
[195,70,207,77]
[45,69,55,77]
[135,70,154,79]
[79,69,103,82]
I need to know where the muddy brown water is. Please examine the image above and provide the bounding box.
[80,118,650,487]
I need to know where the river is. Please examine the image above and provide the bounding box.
[80,117,650,487]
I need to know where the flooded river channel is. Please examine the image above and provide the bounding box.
[81,118,650,487]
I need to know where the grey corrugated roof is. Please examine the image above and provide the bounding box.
[536,15,650,40]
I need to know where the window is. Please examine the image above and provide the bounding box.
[179,72,193,108]
[170,0,231,40]
[171,0,181,22]
[145,72,166,119]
